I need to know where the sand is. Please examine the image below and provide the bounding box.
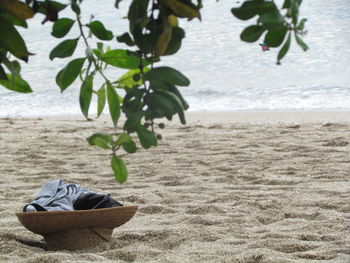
[0,111,349,263]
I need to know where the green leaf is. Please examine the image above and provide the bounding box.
[87,133,112,149]
[1,13,28,28]
[0,55,21,76]
[143,66,190,86]
[231,0,260,20]
[0,65,8,80]
[1,0,34,20]
[0,74,32,93]
[240,25,265,43]
[259,11,285,31]
[107,83,121,128]
[149,78,173,91]
[295,33,309,51]
[282,0,291,9]
[79,75,93,119]
[123,110,144,132]
[122,140,137,153]
[88,20,113,41]
[116,33,135,46]
[277,32,291,64]
[49,38,79,60]
[159,90,186,124]
[71,1,81,15]
[111,155,128,183]
[132,25,152,53]
[101,49,144,69]
[116,68,150,89]
[97,84,106,118]
[9,60,21,75]
[56,57,85,92]
[115,0,123,8]
[170,85,189,110]
[93,48,102,59]
[264,26,288,47]
[0,15,30,62]
[163,27,185,56]
[115,133,132,145]
[291,0,299,25]
[148,92,176,120]
[161,0,201,20]
[149,89,186,124]
[97,42,104,51]
[297,18,307,31]
[136,125,157,149]
[36,1,68,15]
[153,20,173,57]
[128,0,150,33]
[51,18,75,38]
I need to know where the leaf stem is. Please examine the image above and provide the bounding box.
[75,13,110,85]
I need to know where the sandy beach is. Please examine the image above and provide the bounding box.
[0,111,349,262]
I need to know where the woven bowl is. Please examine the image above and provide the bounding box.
[16,206,138,250]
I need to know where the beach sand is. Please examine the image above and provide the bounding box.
[0,111,349,262]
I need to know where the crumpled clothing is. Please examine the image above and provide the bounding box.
[23,179,122,212]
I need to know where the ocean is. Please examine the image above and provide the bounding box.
[0,0,349,117]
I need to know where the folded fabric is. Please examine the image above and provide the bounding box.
[23,179,122,212]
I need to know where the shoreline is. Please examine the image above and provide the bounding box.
[2,110,350,124]
[185,110,350,124]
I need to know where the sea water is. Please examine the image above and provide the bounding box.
[0,0,349,117]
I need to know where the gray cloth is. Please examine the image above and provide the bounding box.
[25,179,89,212]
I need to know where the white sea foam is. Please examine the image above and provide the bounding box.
[0,0,349,117]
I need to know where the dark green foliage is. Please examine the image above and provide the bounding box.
[107,83,121,128]
[143,67,190,87]
[170,85,189,110]
[51,18,75,38]
[0,73,32,93]
[115,0,123,9]
[87,133,112,149]
[163,27,185,56]
[56,58,85,92]
[122,141,137,153]
[88,21,113,41]
[101,49,142,69]
[136,125,158,149]
[264,25,288,47]
[0,15,30,62]
[233,0,308,64]
[49,38,78,60]
[298,18,307,31]
[258,9,284,31]
[96,85,106,118]
[1,13,28,28]
[231,0,261,20]
[71,1,81,15]
[128,0,149,33]
[115,133,132,145]
[117,33,135,46]
[277,32,291,64]
[111,155,128,183]
[0,65,7,80]
[240,25,265,42]
[0,0,309,183]
[79,74,93,119]
[295,33,308,51]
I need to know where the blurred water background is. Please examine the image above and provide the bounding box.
[0,0,349,117]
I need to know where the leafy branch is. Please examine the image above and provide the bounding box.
[0,0,309,184]
[232,0,308,64]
